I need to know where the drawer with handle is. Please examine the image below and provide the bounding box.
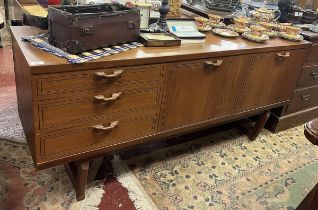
[38,88,159,130]
[286,85,318,114]
[35,65,164,99]
[41,110,157,157]
[297,65,318,88]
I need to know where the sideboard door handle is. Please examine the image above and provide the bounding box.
[204,60,223,69]
[92,121,119,132]
[93,92,122,103]
[302,94,311,101]
[311,72,318,79]
[93,70,124,80]
[276,52,290,58]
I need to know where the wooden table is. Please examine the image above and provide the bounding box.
[11,26,312,200]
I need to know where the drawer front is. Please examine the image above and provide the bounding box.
[297,65,318,88]
[160,54,252,130]
[307,44,318,62]
[35,65,164,99]
[41,111,157,157]
[287,85,318,113]
[39,88,159,130]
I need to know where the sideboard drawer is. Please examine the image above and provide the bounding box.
[41,111,157,157]
[307,44,318,62]
[35,65,164,99]
[297,65,318,88]
[287,85,318,113]
[39,89,159,129]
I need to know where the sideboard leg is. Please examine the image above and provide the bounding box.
[249,110,271,141]
[65,160,90,201]
[237,110,271,141]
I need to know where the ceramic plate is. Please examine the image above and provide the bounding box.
[264,31,278,38]
[227,24,251,34]
[198,25,212,32]
[210,22,227,29]
[242,32,269,43]
[212,28,240,38]
[279,32,304,42]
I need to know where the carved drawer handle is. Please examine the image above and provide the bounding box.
[93,70,124,80]
[311,72,318,79]
[93,92,122,103]
[92,121,119,132]
[204,60,223,68]
[302,94,311,101]
[276,52,290,58]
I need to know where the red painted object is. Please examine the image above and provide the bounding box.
[48,0,61,5]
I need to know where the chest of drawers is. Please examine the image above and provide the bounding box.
[267,39,318,132]
[11,26,311,200]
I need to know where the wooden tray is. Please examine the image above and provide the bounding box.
[139,32,181,47]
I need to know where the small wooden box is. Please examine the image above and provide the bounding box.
[139,32,181,47]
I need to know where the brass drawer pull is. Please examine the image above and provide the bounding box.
[204,60,223,68]
[93,92,122,103]
[276,52,290,58]
[93,70,124,80]
[92,121,119,132]
[312,72,318,79]
[302,94,311,101]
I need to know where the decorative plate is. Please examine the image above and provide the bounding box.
[212,28,240,38]
[264,31,278,38]
[209,22,227,29]
[198,25,212,32]
[279,32,304,41]
[227,24,251,34]
[242,32,269,43]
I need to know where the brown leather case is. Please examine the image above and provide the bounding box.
[48,4,140,54]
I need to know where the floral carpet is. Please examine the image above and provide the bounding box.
[0,103,105,210]
[115,126,318,210]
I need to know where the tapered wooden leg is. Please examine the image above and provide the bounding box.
[237,110,271,141]
[65,160,90,201]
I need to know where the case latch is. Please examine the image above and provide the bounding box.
[128,21,136,29]
[81,26,94,36]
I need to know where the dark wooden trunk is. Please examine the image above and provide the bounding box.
[48,4,140,54]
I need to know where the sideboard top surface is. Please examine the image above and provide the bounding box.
[11,26,312,74]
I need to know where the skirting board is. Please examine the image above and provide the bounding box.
[266,106,318,133]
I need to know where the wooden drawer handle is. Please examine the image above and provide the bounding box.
[93,70,124,80]
[93,92,122,103]
[302,94,311,101]
[312,72,318,79]
[92,121,119,132]
[204,60,223,68]
[276,52,290,58]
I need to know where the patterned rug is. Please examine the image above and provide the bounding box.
[0,102,105,210]
[0,5,11,46]
[113,126,318,210]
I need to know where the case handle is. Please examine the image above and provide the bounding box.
[302,94,311,101]
[204,60,223,69]
[93,92,122,103]
[276,52,290,58]
[93,70,124,80]
[311,72,318,79]
[92,121,119,132]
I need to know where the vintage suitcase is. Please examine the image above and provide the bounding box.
[48,4,140,54]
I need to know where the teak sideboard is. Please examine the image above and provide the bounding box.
[11,26,312,200]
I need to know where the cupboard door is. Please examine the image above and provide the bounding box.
[240,49,308,111]
[161,55,251,130]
